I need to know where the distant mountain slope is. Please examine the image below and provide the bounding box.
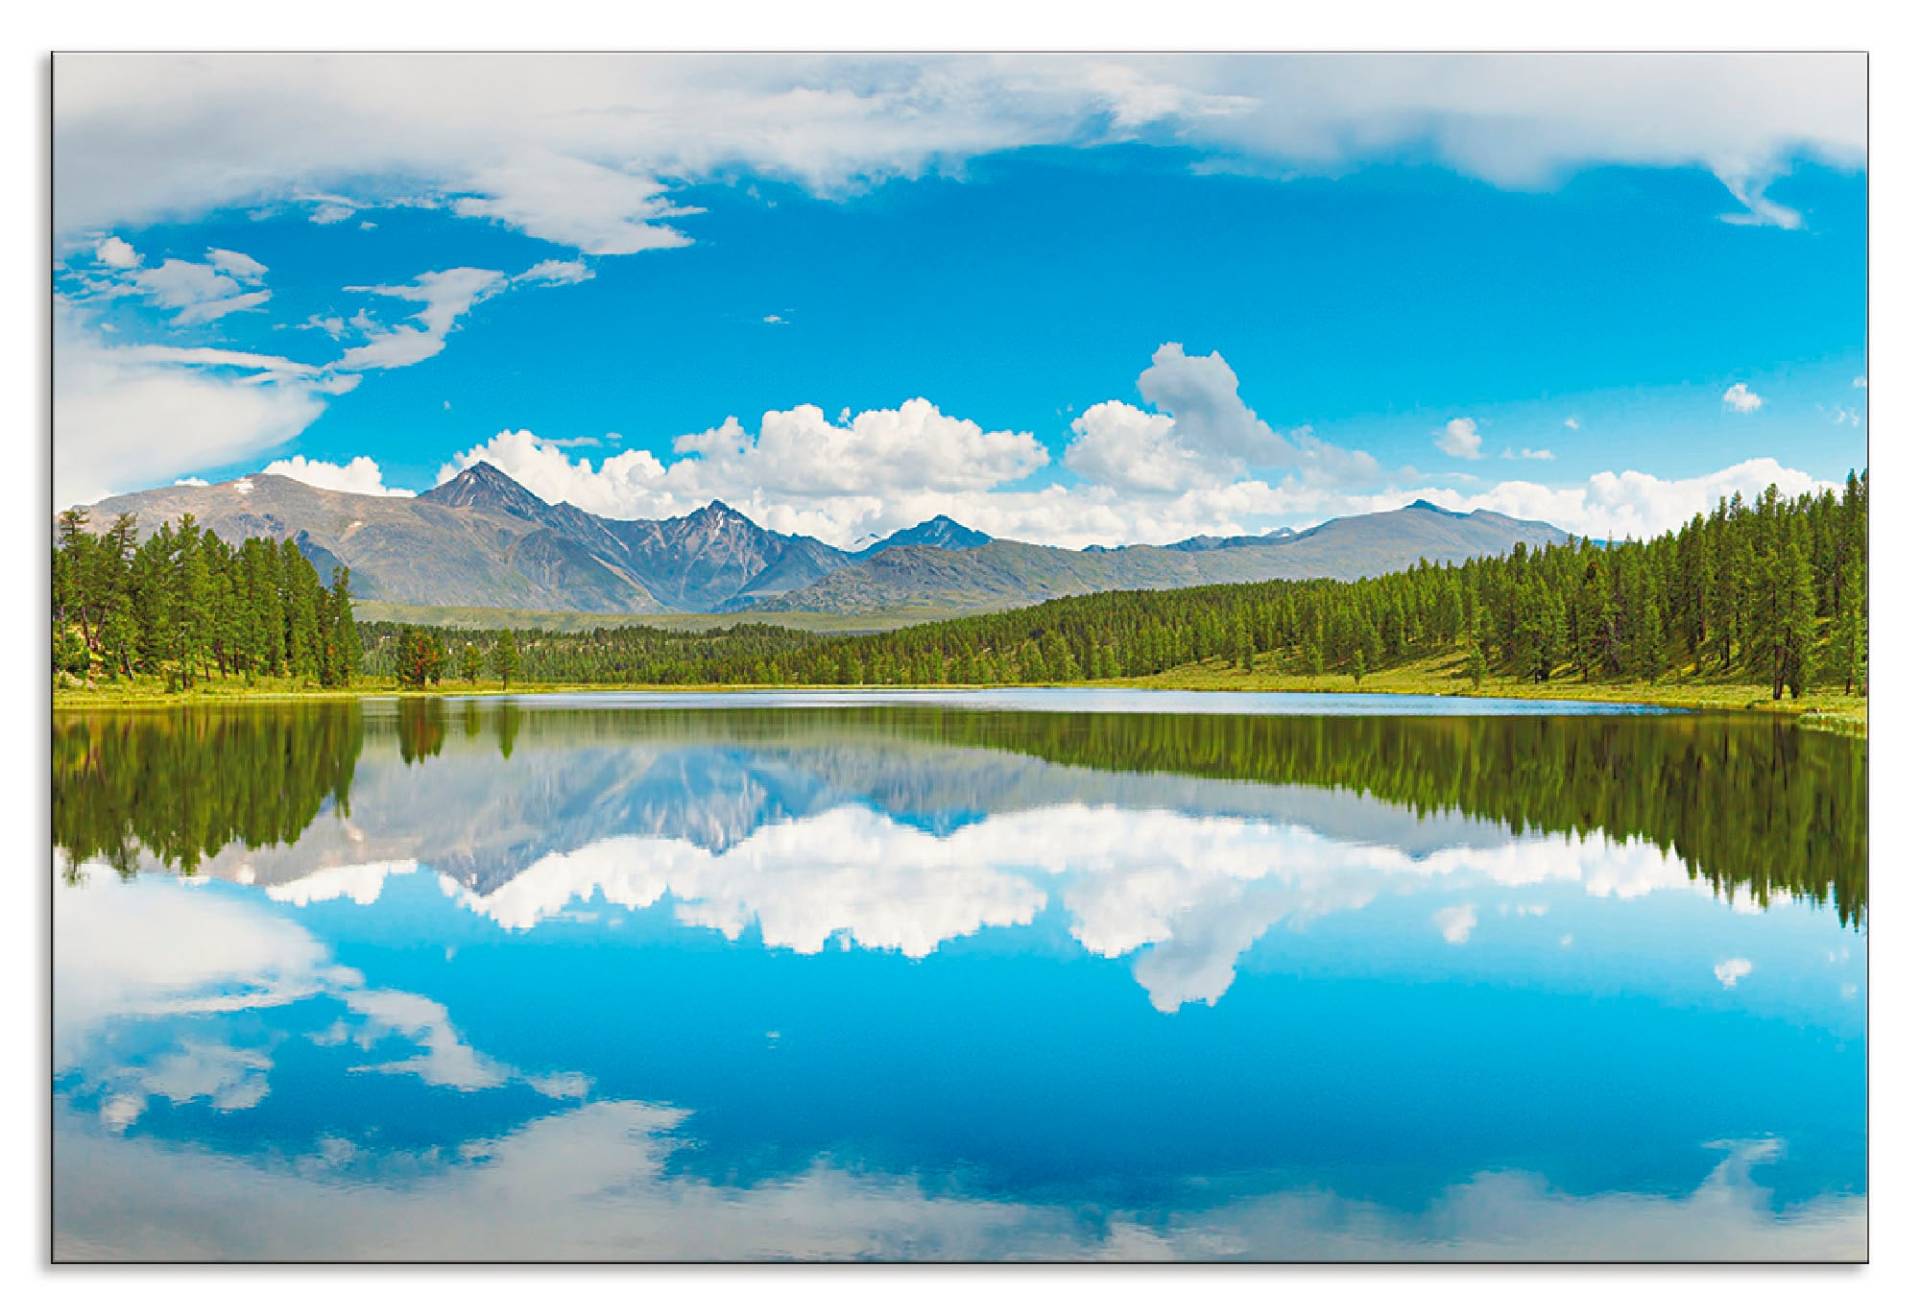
[74,464,858,613]
[71,466,1567,616]
[852,515,993,558]
[751,502,1568,614]
[1153,527,1297,552]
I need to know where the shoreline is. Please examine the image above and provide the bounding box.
[52,671,1865,734]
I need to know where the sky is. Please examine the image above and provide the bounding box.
[52,53,1867,548]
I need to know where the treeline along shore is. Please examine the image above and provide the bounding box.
[56,476,1865,713]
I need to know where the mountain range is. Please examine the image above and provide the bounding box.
[70,465,1570,618]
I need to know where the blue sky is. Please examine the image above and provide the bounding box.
[53,54,1866,546]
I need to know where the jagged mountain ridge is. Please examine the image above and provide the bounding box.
[70,464,1568,616]
[76,464,858,613]
[748,502,1569,614]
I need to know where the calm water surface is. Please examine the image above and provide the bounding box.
[52,692,1866,1260]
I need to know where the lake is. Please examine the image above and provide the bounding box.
[52,692,1866,1261]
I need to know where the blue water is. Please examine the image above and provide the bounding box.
[52,694,1863,1260]
[417,687,1682,716]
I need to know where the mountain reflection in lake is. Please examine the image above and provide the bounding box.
[52,694,1865,1261]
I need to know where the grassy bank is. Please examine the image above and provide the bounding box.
[1123,647,1866,730]
[54,656,1865,734]
[51,675,630,709]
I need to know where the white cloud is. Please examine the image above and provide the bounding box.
[436,430,668,518]
[1563,417,1581,430]
[1716,170,1805,229]
[512,258,593,287]
[762,314,785,325]
[55,303,330,508]
[452,153,695,255]
[445,808,1047,959]
[171,290,271,326]
[1436,417,1484,460]
[1721,383,1764,413]
[426,409,1835,551]
[336,267,506,371]
[1433,903,1479,945]
[439,397,1048,529]
[52,865,350,1075]
[56,871,575,1128]
[127,254,271,326]
[305,195,359,225]
[432,801,1736,1015]
[1064,344,1376,495]
[262,861,415,906]
[207,247,267,279]
[94,235,138,268]
[260,455,415,498]
[1714,957,1753,989]
[1395,457,1835,541]
[340,988,515,1091]
[55,1095,1865,1261]
[1852,376,1866,388]
[116,344,318,374]
[1502,447,1555,461]
[52,55,1861,249]
[1065,401,1197,494]
[173,476,208,487]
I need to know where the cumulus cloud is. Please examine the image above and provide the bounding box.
[438,398,1049,532]
[436,430,669,519]
[1065,344,1376,495]
[94,234,138,268]
[429,797,1739,1015]
[1066,402,1196,494]
[426,409,1837,551]
[260,455,415,498]
[1721,383,1764,413]
[336,267,507,371]
[52,54,1862,249]
[1713,957,1753,989]
[1563,417,1581,430]
[1390,457,1835,542]
[676,399,1047,497]
[1436,417,1484,459]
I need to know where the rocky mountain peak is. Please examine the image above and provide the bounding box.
[418,462,551,518]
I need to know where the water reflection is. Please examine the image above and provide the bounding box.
[53,695,1866,1260]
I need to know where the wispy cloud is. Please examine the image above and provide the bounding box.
[53,54,1864,251]
[336,267,506,371]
